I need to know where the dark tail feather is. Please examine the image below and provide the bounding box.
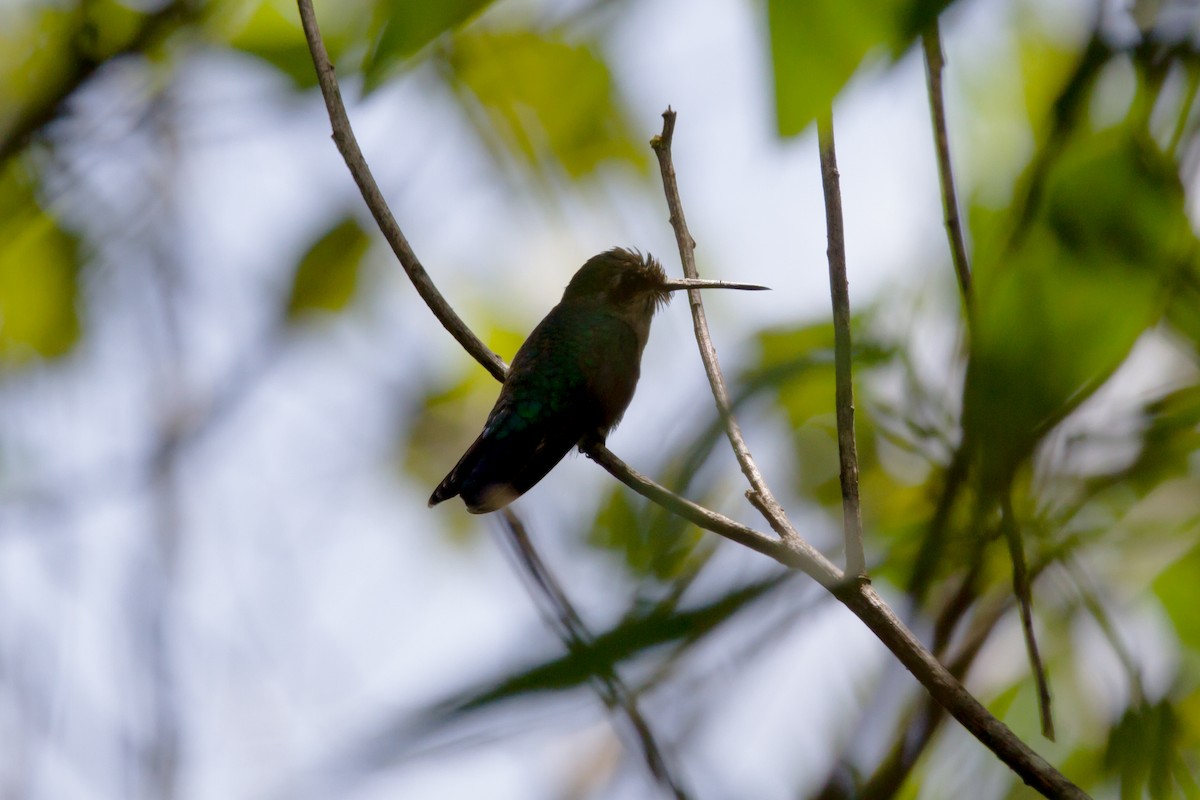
[427,477,460,507]
[429,423,585,514]
[428,436,481,508]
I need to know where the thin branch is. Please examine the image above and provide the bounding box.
[817,550,986,800]
[837,583,1083,799]
[922,22,974,313]
[295,6,1089,796]
[816,114,867,579]
[650,109,799,545]
[1063,557,1145,705]
[831,544,1060,800]
[1000,496,1055,741]
[296,0,506,382]
[858,589,1013,800]
[498,509,689,800]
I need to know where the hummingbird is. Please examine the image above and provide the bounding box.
[429,247,768,513]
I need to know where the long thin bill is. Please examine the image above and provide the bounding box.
[661,278,770,291]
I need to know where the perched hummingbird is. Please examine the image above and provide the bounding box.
[429,247,767,513]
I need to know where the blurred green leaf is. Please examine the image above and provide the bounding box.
[285,217,369,319]
[450,573,791,712]
[400,320,524,540]
[447,30,647,178]
[363,0,495,91]
[401,323,523,484]
[1154,543,1200,652]
[1,8,89,141]
[1165,265,1200,355]
[1120,387,1200,495]
[228,0,323,88]
[0,168,80,365]
[1104,701,1185,800]
[767,0,901,137]
[963,128,1195,495]
[746,319,896,510]
[77,0,145,61]
[590,486,704,582]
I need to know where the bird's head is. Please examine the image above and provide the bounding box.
[562,247,768,323]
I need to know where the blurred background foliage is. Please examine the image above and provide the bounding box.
[3,0,1200,798]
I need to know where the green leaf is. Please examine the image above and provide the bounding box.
[449,574,791,713]
[76,0,146,62]
[285,217,369,319]
[1104,702,1185,800]
[746,319,894,510]
[447,30,647,178]
[0,168,81,365]
[363,0,495,91]
[1154,543,1200,651]
[1,9,82,140]
[228,0,322,89]
[766,0,901,136]
[589,486,704,581]
[962,128,1195,495]
[1119,387,1200,495]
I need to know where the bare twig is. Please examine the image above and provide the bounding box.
[296,0,506,382]
[815,114,867,579]
[295,5,1088,796]
[828,542,1062,800]
[1000,497,1055,740]
[837,584,1083,798]
[922,22,974,313]
[650,109,799,545]
[853,587,1013,800]
[498,509,689,800]
[1063,557,1145,705]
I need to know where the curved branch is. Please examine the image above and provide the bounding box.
[296,0,506,381]
[838,584,1084,799]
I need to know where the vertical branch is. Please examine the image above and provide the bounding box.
[650,109,799,545]
[816,115,867,580]
[498,509,690,800]
[1000,498,1055,741]
[922,22,974,315]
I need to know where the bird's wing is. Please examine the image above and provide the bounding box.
[430,306,638,513]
